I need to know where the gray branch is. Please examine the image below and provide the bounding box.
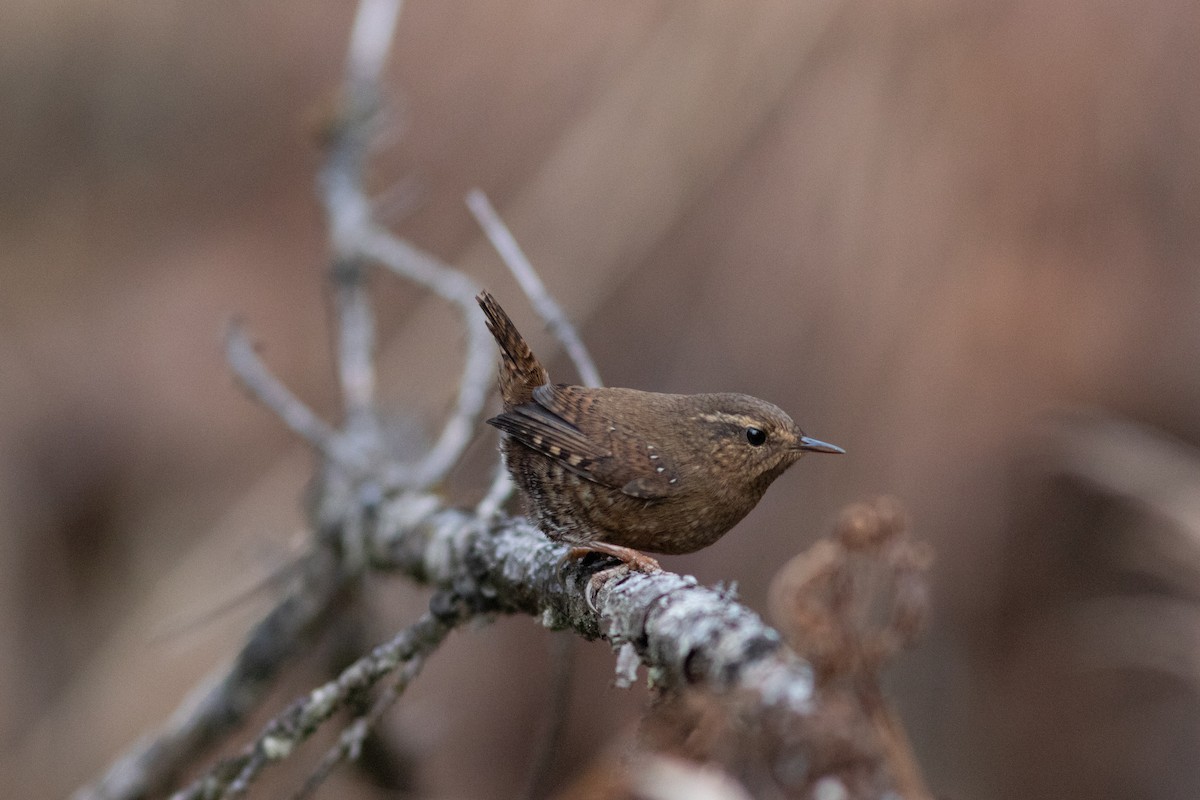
[370,494,814,705]
[73,548,353,800]
[169,603,456,800]
[466,188,603,389]
[77,490,819,800]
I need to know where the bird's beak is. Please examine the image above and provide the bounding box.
[796,436,845,454]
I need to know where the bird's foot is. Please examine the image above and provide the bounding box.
[563,544,661,573]
[559,543,661,611]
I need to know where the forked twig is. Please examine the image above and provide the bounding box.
[291,652,427,800]
[226,322,352,467]
[320,0,405,435]
[74,548,351,800]
[169,604,459,800]
[359,226,494,489]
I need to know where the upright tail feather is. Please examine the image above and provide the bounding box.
[477,291,549,408]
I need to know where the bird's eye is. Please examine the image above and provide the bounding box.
[745,427,767,446]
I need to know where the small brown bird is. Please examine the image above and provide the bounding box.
[478,291,843,571]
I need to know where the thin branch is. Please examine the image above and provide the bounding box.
[343,0,404,90]
[359,226,494,489]
[170,604,458,800]
[318,1,404,434]
[465,192,610,800]
[226,322,354,467]
[291,651,428,800]
[313,0,490,490]
[466,188,602,388]
[329,268,379,437]
[73,549,352,800]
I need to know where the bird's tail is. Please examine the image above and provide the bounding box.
[477,291,549,407]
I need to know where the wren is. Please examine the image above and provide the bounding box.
[477,291,843,572]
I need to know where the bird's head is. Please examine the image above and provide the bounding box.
[689,393,843,491]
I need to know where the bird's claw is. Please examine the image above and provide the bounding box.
[559,544,661,612]
[585,564,626,612]
[582,560,662,612]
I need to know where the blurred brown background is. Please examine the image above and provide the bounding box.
[4,1,1200,798]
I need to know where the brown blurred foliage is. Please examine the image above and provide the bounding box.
[560,499,931,800]
[4,2,1200,798]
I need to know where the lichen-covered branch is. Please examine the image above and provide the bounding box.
[170,600,459,800]
[73,548,353,800]
[368,494,814,706]
[78,488,822,800]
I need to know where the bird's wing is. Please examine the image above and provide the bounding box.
[487,384,680,499]
[487,401,603,477]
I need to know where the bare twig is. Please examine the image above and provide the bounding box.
[74,549,351,800]
[291,651,427,800]
[466,188,602,388]
[310,0,491,492]
[170,602,458,800]
[343,0,404,90]
[330,264,379,437]
[475,463,516,520]
[466,192,605,800]
[226,322,347,465]
[360,225,495,489]
[318,0,402,437]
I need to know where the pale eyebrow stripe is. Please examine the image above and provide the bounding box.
[695,412,756,427]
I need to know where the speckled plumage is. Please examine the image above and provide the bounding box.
[477,291,842,564]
